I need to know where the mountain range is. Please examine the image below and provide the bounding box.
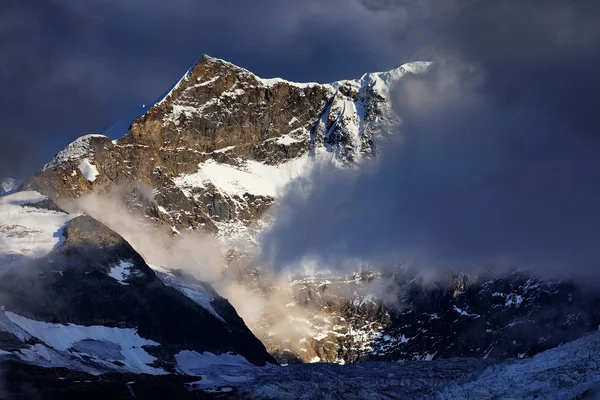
[1,54,599,398]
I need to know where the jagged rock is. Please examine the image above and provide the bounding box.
[238,269,600,365]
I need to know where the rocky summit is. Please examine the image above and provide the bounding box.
[12,55,600,373]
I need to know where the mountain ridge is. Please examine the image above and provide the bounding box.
[24,55,430,241]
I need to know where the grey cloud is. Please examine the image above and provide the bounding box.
[260,0,600,282]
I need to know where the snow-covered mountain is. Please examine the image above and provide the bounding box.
[24,55,430,242]
[19,54,600,371]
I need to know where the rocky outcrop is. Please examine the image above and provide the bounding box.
[233,269,600,365]
[24,55,430,237]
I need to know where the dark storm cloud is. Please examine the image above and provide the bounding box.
[260,0,600,281]
[0,0,409,178]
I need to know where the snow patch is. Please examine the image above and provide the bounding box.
[157,205,169,214]
[259,77,320,89]
[453,305,480,318]
[174,157,312,198]
[5,311,164,375]
[175,350,253,376]
[505,294,524,307]
[213,145,236,154]
[0,191,74,271]
[194,75,220,87]
[108,261,134,285]
[399,334,411,343]
[275,135,302,146]
[222,88,245,97]
[78,158,99,182]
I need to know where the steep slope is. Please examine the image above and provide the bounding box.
[0,191,275,376]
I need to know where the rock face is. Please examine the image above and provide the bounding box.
[24,55,430,238]
[20,55,600,367]
[0,192,275,376]
[202,268,600,366]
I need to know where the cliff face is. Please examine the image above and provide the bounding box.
[24,55,429,239]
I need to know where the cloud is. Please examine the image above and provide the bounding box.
[59,188,225,282]
[59,189,335,360]
[0,0,413,178]
[260,0,600,281]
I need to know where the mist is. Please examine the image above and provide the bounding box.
[60,190,334,358]
[60,189,225,282]
[260,0,600,281]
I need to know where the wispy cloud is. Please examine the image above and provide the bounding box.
[260,0,600,282]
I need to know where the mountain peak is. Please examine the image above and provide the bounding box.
[29,53,428,222]
[0,177,19,194]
